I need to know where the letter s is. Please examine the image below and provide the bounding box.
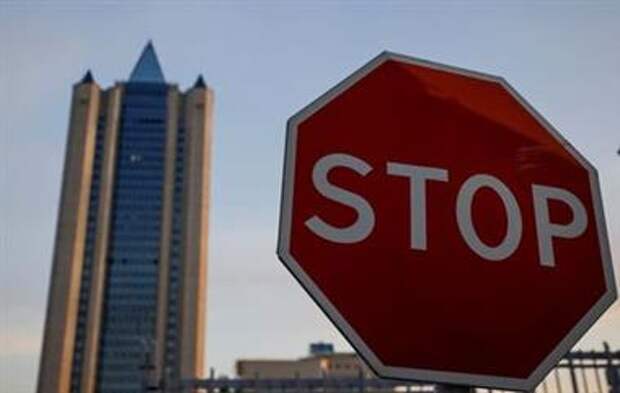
[305,153,375,244]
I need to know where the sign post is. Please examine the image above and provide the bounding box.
[278,51,616,391]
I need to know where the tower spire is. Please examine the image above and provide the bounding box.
[129,41,165,83]
[193,74,207,89]
[79,70,95,84]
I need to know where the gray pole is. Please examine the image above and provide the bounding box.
[435,384,475,393]
[357,369,365,393]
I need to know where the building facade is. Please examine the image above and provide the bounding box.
[37,42,213,393]
[236,343,374,380]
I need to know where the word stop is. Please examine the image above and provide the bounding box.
[305,153,588,267]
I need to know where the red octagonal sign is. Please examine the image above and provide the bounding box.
[277,52,616,390]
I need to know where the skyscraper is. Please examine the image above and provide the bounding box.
[37,42,213,393]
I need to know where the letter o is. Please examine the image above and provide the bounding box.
[456,174,523,261]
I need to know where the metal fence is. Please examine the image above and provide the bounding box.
[149,343,619,393]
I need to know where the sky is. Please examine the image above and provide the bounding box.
[1,2,619,393]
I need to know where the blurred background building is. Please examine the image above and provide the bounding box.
[36,42,214,393]
[236,342,373,380]
[184,342,618,393]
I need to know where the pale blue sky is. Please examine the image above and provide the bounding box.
[1,2,619,392]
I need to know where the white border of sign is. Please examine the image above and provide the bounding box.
[277,51,617,391]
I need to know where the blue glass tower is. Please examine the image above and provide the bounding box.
[37,43,213,393]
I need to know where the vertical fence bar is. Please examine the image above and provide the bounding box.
[581,359,590,393]
[594,366,603,393]
[569,359,580,393]
[555,368,564,393]
[604,342,618,393]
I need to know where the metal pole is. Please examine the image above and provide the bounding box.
[357,369,364,393]
[435,384,474,393]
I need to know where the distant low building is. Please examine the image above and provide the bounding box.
[236,343,373,379]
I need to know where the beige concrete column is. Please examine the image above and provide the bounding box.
[79,84,123,393]
[36,81,101,393]
[178,86,214,380]
[154,85,180,378]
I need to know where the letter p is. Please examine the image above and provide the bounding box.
[532,185,588,267]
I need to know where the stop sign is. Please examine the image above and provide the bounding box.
[277,52,617,390]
